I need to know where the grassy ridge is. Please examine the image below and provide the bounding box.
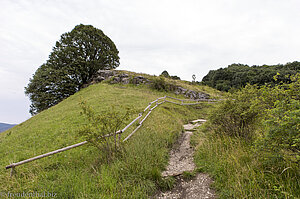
[0,82,213,198]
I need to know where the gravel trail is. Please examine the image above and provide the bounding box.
[155,119,216,199]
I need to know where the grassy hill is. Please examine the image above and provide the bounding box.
[0,77,219,198]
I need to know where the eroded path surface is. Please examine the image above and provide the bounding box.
[156,119,216,199]
[161,130,195,177]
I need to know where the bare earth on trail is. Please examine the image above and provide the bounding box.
[157,174,215,199]
[161,130,195,177]
[156,119,216,199]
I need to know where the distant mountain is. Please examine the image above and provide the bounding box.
[0,123,16,133]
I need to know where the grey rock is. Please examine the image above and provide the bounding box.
[94,76,105,83]
[119,73,129,78]
[96,70,116,78]
[132,76,144,84]
[175,87,187,95]
[111,76,120,84]
[121,78,130,84]
[198,92,210,99]
[185,90,197,99]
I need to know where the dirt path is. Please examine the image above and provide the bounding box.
[161,130,195,177]
[156,119,216,199]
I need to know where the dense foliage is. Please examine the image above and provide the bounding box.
[25,24,119,114]
[160,70,181,80]
[204,74,300,197]
[202,62,300,91]
[210,73,300,163]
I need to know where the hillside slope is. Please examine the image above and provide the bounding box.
[0,79,218,198]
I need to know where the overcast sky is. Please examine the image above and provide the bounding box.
[1,0,300,124]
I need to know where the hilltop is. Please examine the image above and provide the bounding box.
[0,71,220,198]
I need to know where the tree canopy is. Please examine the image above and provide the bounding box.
[25,24,120,115]
[159,70,181,80]
[202,62,300,91]
[160,70,170,78]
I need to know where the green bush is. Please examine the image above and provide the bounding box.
[151,77,168,91]
[262,99,300,166]
[78,100,133,162]
[198,74,300,198]
[160,70,170,78]
[208,73,300,177]
[208,84,263,139]
[150,76,177,92]
[260,75,300,165]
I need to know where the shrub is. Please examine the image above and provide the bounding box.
[151,76,168,91]
[78,100,132,162]
[160,70,181,80]
[208,73,300,169]
[208,85,263,139]
[263,99,300,164]
[150,76,177,92]
[160,70,170,78]
[260,74,300,165]
[202,74,300,198]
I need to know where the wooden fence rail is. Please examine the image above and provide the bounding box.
[5,95,215,173]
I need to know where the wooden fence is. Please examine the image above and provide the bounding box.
[6,95,216,175]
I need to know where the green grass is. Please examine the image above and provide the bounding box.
[192,123,300,199]
[0,81,214,198]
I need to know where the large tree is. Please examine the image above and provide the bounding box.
[25,24,119,115]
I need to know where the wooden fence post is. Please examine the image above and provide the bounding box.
[114,132,117,152]
[10,167,15,177]
[115,130,122,148]
[138,113,142,124]
[118,133,121,146]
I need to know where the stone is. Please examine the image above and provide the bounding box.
[94,76,105,83]
[185,90,197,99]
[132,76,144,84]
[121,78,130,84]
[111,76,120,84]
[181,88,188,94]
[198,92,210,99]
[96,70,116,78]
[175,87,187,95]
[119,73,129,78]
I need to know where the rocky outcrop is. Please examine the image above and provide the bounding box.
[87,70,150,85]
[175,87,210,100]
[85,70,210,100]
